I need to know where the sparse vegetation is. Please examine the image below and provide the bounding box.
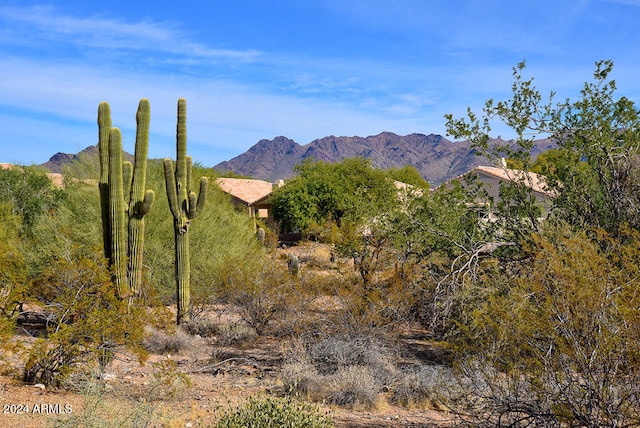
[282,333,397,409]
[216,395,334,428]
[2,63,640,426]
[143,327,192,355]
[23,253,147,387]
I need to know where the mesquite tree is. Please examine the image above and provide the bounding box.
[163,98,208,324]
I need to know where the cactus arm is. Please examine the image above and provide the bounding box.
[140,190,155,216]
[130,99,151,213]
[187,177,208,219]
[175,98,188,194]
[98,103,112,179]
[186,156,193,194]
[108,128,129,298]
[196,177,208,213]
[164,159,181,218]
[123,161,133,211]
[188,192,198,219]
[98,102,112,263]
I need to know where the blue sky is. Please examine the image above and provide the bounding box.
[1,0,639,167]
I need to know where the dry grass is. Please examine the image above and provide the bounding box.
[281,333,398,409]
[142,327,193,355]
[1,243,458,427]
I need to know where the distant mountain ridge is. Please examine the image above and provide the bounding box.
[39,132,557,185]
[41,145,134,173]
[213,132,557,185]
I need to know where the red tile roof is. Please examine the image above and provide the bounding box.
[215,177,274,205]
[474,166,555,197]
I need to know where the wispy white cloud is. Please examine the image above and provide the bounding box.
[0,5,261,61]
[0,53,440,165]
[1,2,639,166]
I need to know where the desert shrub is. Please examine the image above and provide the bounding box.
[325,365,380,408]
[23,254,147,387]
[148,359,193,400]
[447,226,640,426]
[282,333,396,409]
[216,395,334,428]
[217,256,305,335]
[281,360,323,399]
[217,322,256,346]
[0,203,27,371]
[181,318,219,338]
[390,365,454,410]
[308,334,395,377]
[52,380,157,428]
[0,165,64,236]
[143,327,192,354]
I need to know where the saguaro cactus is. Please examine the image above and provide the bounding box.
[163,98,208,324]
[98,99,155,299]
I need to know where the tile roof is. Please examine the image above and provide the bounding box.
[1,163,63,188]
[215,177,274,205]
[474,166,554,197]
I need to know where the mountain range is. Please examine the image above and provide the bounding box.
[213,132,556,185]
[41,145,134,174]
[40,132,556,185]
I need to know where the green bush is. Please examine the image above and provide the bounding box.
[0,203,26,370]
[142,160,263,304]
[23,253,147,387]
[0,166,64,236]
[270,157,398,234]
[447,226,640,426]
[216,395,333,428]
[217,256,303,335]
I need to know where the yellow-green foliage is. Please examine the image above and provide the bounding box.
[451,225,640,425]
[144,160,262,304]
[216,256,301,335]
[216,395,334,428]
[25,253,147,386]
[0,202,26,371]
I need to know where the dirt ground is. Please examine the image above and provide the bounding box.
[0,243,456,427]
[0,336,452,427]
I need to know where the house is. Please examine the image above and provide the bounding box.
[215,177,283,220]
[1,163,64,188]
[439,162,555,220]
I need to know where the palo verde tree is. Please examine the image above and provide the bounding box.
[439,60,640,426]
[445,60,640,238]
[98,99,155,300]
[550,61,640,234]
[163,98,208,324]
[446,226,640,426]
[0,203,26,369]
[0,166,64,236]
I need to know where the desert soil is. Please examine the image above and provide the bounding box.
[1,326,453,427]
[0,243,455,427]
